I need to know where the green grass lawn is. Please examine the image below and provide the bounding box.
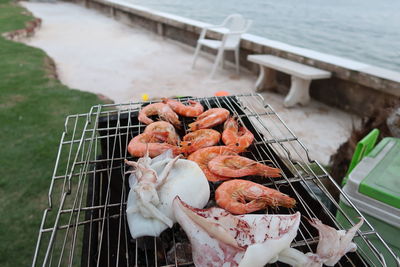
[0,1,105,266]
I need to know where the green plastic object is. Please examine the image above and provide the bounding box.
[359,137,400,209]
[336,137,400,265]
[336,201,400,267]
[342,128,380,186]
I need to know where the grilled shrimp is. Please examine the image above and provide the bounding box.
[208,155,281,178]
[215,179,296,214]
[222,116,254,152]
[138,103,181,127]
[187,146,237,182]
[128,132,181,158]
[162,98,204,117]
[144,121,180,145]
[181,129,221,155]
[188,108,229,131]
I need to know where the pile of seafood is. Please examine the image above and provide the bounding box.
[124,98,363,267]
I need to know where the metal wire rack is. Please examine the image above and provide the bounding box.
[32,94,399,267]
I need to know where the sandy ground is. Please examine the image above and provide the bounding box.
[21,1,255,102]
[20,1,359,166]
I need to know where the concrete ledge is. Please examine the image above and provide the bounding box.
[69,0,399,116]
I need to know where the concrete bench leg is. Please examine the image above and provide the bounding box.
[284,76,311,107]
[255,65,277,92]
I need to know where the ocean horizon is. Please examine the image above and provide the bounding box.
[131,0,400,72]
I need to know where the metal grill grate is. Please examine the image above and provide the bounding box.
[32,94,398,267]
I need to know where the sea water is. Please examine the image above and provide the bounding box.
[130,0,400,72]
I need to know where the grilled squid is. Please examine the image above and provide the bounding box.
[125,149,210,238]
[278,217,364,267]
[173,197,301,267]
[173,197,364,267]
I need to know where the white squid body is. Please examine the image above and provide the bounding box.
[173,197,301,267]
[126,150,210,238]
[173,197,364,267]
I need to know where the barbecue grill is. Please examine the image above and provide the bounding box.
[32,94,399,267]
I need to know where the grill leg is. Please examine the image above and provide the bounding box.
[284,76,312,107]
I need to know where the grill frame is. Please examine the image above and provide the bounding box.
[32,94,398,267]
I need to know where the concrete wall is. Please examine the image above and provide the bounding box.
[72,0,400,116]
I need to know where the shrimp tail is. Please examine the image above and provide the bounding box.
[180,141,192,155]
[172,146,182,156]
[188,121,198,132]
[255,189,296,208]
[258,165,282,178]
[272,194,297,208]
[138,115,154,125]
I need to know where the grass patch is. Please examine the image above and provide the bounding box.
[0,1,105,266]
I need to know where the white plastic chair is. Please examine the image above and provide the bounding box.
[192,14,252,78]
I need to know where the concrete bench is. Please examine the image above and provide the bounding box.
[247,54,332,107]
